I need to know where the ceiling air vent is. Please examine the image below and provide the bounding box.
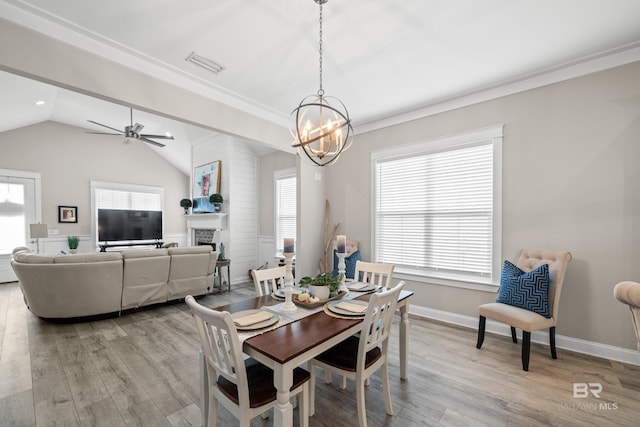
[185,52,224,74]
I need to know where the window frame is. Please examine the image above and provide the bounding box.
[370,125,503,291]
[274,168,296,256]
[90,180,164,248]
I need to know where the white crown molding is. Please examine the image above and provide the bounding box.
[410,305,640,367]
[0,1,289,127]
[3,1,640,137]
[355,42,640,135]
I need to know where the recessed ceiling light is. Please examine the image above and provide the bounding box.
[185,52,224,74]
[165,132,172,138]
[35,100,45,106]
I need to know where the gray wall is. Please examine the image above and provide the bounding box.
[258,151,297,237]
[0,121,189,238]
[325,60,640,350]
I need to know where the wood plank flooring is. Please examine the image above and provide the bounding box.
[1,280,639,426]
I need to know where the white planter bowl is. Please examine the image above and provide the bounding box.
[309,285,330,300]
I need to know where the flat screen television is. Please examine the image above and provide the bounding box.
[98,209,163,242]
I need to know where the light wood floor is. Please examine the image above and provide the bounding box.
[1,280,639,427]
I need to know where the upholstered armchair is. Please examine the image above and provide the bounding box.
[477,249,572,371]
[613,281,640,359]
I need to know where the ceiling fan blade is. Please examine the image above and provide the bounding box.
[139,136,166,147]
[87,120,124,134]
[86,131,122,135]
[140,134,175,140]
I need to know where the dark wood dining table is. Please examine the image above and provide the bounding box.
[203,289,413,427]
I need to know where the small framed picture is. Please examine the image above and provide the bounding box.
[58,205,78,223]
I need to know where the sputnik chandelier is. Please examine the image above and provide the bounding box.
[290,0,353,167]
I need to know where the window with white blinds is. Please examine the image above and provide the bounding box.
[91,181,163,244]
[275,170,296,254]
[372,125,502,286]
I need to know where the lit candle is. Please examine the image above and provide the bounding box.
[284,237,295,254]
[337,235,346,253]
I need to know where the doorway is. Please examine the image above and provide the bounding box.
[0,169,40,283]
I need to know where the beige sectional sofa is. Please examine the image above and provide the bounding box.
[11,246,217,319]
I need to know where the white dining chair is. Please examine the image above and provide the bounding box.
[185,295,310,427]
[354,260,394,287]
[251,266,286,296]
[309,282,404,427]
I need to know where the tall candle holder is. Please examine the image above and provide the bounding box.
[281,252,297,313]
[337,252,347,293]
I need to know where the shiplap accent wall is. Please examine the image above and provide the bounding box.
[192,135,258,285]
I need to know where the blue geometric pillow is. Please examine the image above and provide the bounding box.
[496,260,551,318]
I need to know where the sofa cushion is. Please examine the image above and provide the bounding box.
[496,260,551,318]
[121,248,169,259]
[168,246,212,255]
[54,252,122,263]
[13,252,55,264]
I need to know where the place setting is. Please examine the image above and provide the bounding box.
[323,299,369,319]
[346,280,379,293]
[231,309,280,331]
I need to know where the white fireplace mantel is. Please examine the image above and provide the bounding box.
[185,213,227,246]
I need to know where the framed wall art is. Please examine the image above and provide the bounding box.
[58,205,78,223]
[192,161,221,213]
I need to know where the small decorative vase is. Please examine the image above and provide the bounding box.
[69,249,77,254]
[309,285,330,300]
[213,203,222,212]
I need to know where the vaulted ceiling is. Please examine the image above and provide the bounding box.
[2,0,640,173]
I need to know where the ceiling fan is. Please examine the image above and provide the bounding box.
[87,108,174,147]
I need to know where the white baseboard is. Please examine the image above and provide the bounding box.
[409,305,640,366]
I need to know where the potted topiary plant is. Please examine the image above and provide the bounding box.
[209,193,223,212]
[180,198,193,214]
[67,235,79,254]
[299,272,343,299]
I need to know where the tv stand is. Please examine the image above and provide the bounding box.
[99,241,164,252]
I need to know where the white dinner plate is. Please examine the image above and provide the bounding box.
[327,299,369,317]
[231,309,279,331]
[274,287,308,298]
[347,282,377,292]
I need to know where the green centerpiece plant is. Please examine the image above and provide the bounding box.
[299,272,343,297]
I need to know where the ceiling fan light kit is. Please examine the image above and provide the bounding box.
[290,0,353,167]
[87,108,174,147]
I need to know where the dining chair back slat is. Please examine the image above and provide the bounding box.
[354,261,394,287]
[358,283,402,370]
[251,266,286,296]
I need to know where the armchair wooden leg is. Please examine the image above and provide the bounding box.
[550,326,557,359]
[522,331,531,371]
[476,316,486,349]
[511,326,518,343]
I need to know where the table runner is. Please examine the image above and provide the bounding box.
[236,287,378,342]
